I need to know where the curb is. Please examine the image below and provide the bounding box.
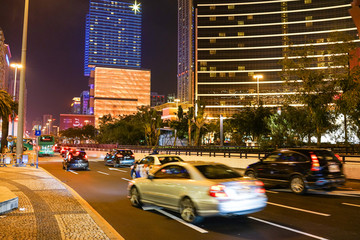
[39,167,124,240]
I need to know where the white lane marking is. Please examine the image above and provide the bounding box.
[122,178,131,182]
[249,217,328,240]
[68,170,78,175]
[108,168,127,172]
[97,171,110,175]
[266,190,279,194]
[267,202,330,217]
[342,202,360,208]
[155,209,208,234]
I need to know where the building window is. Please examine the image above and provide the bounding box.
[229,72,235,77]
[305,0,311,4]
[219,33,226,37]
[220,72,226,77]
[210,50,216,55]
[210,72,216,77]
[238,21,244,25]
[238,43,244,47]
[228,16,235,21]
[200,61,207,66]
[210,17,216,21]
[200,67,207,71]
[228,5,235,10]
[247,15,253,20]
[210,67,216,71]
[305,16,312,27]
[248,72,254,77]
[210,5,215,10]
[238,32,244,36]
[210,39,216,43]
[238,66,245,71]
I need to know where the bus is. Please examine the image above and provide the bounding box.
[38,135,55,156]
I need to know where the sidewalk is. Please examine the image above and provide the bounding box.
[0,165,123,240]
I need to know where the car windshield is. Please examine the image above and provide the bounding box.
[195,164,242,179]
[117,150,133,155]
[312,150,337,161]
[158,156,184,165]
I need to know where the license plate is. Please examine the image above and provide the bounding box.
[328,164,340,172]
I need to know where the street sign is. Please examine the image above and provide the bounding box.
[35,130,41,136]
[7,135,13,142]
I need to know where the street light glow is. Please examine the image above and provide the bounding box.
[10,63,23,69]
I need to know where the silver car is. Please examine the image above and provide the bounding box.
[128,161,267,223]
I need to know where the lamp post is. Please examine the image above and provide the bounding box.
[253,74,263,106]
[15,0,30,166]
[10,63,22,137]
[220,115,224,147]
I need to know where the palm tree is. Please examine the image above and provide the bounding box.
[0,90,15,153]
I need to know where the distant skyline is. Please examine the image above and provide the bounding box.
[0,0,177,130]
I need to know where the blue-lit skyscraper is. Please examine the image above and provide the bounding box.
[84,0,142,76]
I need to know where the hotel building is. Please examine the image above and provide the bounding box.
[84,0,142,76]
[179,0,359,118]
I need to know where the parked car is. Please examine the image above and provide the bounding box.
[63,150,89,171]
[244,148,346,194]
[130,154,184,179]
[128,161,267,223]
[104,149,135,167]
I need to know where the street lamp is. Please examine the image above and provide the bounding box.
[253,74,263,106]
[220,115,224,147]
[10,63,22,136]
[15,0,30,166]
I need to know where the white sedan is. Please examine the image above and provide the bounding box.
[128,161,267,224]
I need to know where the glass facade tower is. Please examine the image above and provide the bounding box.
[84,0,142,76]
[192,0,359,118]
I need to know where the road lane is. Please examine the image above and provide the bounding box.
[39,155,360,240]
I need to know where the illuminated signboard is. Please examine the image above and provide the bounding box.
[60,114,95,131]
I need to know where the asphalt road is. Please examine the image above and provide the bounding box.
[40,154,360,240]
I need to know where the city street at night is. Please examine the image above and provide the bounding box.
[39,154,360,240]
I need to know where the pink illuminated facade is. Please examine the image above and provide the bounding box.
[90,67,151,126]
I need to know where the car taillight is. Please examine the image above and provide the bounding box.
[84,155,88,160]
[52,146,55,151]
[310,153,320,171]
[131,154,135,158]
[255,180,264,187]
[116,154,123,158]
[335,154,342,162]
[254,181,265,193]
[209,184,227,198]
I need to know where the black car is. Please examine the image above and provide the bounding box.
[104,149,135,167]
[63,150,89,171]
[245,148,346,194]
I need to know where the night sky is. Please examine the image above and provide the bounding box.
[0,0,178,130]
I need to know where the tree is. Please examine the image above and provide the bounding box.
[328,31,360,143]
[186,107,195,146]
[193,101,207,146]
[0,90,15,152]
[136,106,163,146]
[281,41,336,145]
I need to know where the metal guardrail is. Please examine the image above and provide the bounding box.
[67,144,360,163]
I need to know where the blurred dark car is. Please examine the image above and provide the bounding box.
[245,148,346,194]
[104,149,135,167]
[53,144,61,153]
[63,150,89,171]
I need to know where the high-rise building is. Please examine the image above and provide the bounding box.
[71,97,81,114]
[177,0,194,103]
[151,92,165,107]
[0,28,11,91]
[80,90,90,114]
[84,0,142,76]
[179,0,359,118]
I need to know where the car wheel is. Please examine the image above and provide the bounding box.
[179,197,203,224]
[245,170,256,178]
[290,175,307,194]
[130,187,142,208]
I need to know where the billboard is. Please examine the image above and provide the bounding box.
[60,114,95,131]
